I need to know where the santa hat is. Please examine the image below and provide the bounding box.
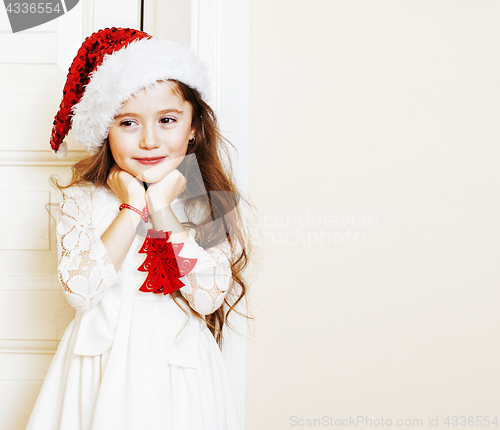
[50,27,210,158]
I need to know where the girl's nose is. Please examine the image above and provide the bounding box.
[139,125,160,149]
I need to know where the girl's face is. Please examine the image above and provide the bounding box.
[107,80,195,183]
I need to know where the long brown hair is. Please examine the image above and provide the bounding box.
[52,80,252,347]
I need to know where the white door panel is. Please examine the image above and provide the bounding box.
[0,382,43,430]
[0,1,141,428]
[93,0,141,31]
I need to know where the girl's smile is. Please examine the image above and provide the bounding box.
[134,156,167,165]
[107,80,195,183]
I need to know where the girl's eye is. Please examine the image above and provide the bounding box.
[120,120,135,127]
[160,117,176,124]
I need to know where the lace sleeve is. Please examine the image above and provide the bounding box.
[57,189,120,312]
[177,233,234,316]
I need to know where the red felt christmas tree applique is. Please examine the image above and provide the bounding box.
[137,229,198,295]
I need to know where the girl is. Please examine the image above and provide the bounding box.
[27,27,250,430]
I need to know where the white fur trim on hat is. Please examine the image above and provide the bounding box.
[71,37,210,154]
[55,140,68,159]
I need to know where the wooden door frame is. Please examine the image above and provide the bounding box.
[189,1,250,424]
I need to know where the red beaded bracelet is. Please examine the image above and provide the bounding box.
[119,204,148,223]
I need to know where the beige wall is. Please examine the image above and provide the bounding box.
[246,1,500,429]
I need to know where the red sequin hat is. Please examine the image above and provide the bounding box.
[50,27,210,158]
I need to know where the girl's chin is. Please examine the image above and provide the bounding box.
[134,157,184,183]
[136,168,166,184]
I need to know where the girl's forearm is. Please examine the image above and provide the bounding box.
[101,209,143,272]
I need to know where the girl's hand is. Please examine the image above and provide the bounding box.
[107,164,146,208]
[146,169,186,211]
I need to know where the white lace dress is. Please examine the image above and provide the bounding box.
[26,185,242,430]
